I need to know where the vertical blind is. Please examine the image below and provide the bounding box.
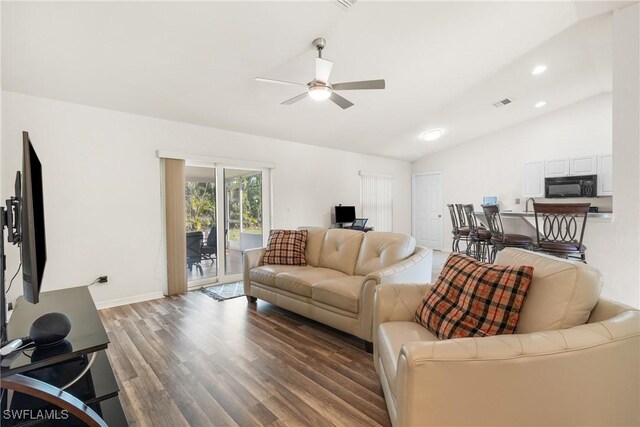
[360,171,393,232]
[164,158,187,295]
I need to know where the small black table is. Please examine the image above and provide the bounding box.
[1,287,128,426]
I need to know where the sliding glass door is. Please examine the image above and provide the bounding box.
[224,169,264,275]
[185,166,218,283]
[185,163,269,287]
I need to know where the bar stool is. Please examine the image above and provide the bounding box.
[447,204,470,253]
[462,204,492,262]
[481,204,534,262]
[454,204,471,254]
[533,202,590,262]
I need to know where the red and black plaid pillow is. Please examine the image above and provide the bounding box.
[415,253,533,339]
[262,229,308,266]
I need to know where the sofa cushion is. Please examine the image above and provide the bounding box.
[276,268,347,298]
[312,276,364,314]
[298,227,328,267]
[495,248,604,333]
[416,253,533,339]
[378,321,438,398]
[318,229,364,275]
[250,265,310,288]
[263,229,308,266]
[354,232,416,276]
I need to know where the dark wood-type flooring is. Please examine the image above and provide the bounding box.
[99,292,391,427]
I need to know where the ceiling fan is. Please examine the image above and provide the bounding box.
[255,38,385,110]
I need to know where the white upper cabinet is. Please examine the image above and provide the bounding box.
[545,158,570,177]
[523,161,545,197]
[570,155,597,176]
[597,154,613,196]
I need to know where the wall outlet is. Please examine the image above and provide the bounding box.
[98,276,108,284]
[515,198,521,205]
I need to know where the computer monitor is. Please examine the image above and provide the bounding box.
[335,205,356,224]
[21,131,47,304]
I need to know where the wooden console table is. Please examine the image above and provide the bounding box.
[1,287,128,426]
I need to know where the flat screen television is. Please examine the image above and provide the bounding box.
[335,205,356,224]
[21,131,47,304]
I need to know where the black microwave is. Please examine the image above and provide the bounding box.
[545,175,597,198]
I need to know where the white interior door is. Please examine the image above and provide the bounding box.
[412,173,444,250]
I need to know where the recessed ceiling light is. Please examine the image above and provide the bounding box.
[535,101,547,108]
[531,64,547,75]
[421,129,443,141]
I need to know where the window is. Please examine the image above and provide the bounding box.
[360,172,393,232]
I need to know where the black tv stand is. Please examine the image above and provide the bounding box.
[1,287,128,426]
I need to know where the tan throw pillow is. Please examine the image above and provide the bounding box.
[263,230,308,266]
[415,253,534,339]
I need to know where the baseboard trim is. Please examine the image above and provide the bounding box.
[95,292,166,310]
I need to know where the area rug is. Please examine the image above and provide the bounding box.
[200,282,245,302]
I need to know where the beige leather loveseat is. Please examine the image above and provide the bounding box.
[243,227,432,348]
[374,248,640,426]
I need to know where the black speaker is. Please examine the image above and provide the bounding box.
[29,312,72,347]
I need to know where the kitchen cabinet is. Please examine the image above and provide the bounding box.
[523,161,544,197]
[570,155,597,176]
[545,158,570,177]
[597,154,613,196]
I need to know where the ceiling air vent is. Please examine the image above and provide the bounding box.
[337,0,357,9]
[493,98,513,109]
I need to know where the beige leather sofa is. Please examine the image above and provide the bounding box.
[374,248,640,426]
[243,227,432,347]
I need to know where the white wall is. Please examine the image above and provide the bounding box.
[413,89,638,307]
[1,91,412,307]
[413,92,612,213]
[610,3,640,307]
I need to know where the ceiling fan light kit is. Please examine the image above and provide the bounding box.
[255,37,385,109]
[308,83,332,101]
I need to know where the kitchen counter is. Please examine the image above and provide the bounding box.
[485,211,613,223]
[475,211,613,231]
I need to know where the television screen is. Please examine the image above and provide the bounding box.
[335,205,356,224]
[21,131,47,304]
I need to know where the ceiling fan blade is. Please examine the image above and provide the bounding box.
[315,58,333,83]
[332,79,386,90]
[330,92,354,109]
[255,77,307,87]
[281,92,308,105]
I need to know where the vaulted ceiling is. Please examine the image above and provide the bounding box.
[2,1,628,160]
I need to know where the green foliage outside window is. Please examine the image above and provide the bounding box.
[185,182,215,232]
[185,173,262,236]
[242,174,262,230]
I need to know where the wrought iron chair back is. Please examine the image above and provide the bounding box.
[481,204,505,242]
[462,204,480,234]
[447,204,460,233]
[455,204,468,227]
[533,203,590,246]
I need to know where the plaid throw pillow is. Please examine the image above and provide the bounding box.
[415,253,533,339]
[262,229,308,266]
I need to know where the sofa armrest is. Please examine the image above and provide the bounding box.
[242,247,265,296]
[365,246,433,285]
[358,247,432,342]
[394,310,640,426]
